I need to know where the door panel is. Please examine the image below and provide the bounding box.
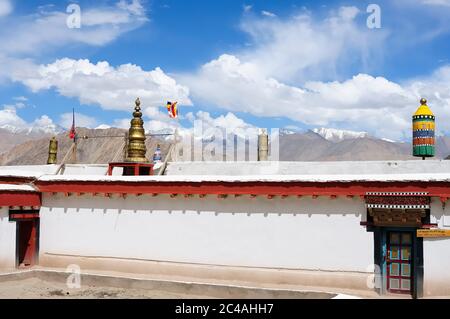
[386,231,413,294]
[17,220,37,267]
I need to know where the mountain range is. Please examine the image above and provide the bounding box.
[1,126,450,165]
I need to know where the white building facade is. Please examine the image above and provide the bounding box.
[1,161,450,298]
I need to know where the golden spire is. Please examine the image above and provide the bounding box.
[47,137,58,164]
[125,98,149,163]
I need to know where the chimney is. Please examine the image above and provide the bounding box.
[258,129,268,161]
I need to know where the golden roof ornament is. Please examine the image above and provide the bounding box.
[125,98,149,163]
[47,137,58,164]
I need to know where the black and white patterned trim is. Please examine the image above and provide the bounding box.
[365,192,428,196]
[366,204,429,209]
[8,206,40,210]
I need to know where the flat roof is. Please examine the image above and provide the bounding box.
[0,160,450,183]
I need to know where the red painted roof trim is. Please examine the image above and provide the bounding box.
[34,180,450,198]
[0,192,41,207]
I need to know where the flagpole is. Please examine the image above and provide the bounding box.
[175,103,180,162]
[71,108,77,164]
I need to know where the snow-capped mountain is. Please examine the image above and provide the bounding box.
[0,123,65,135]
[279,128,300,135]
[312,128,369,142]
[95,124,112,130]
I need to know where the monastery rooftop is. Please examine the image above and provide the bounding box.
[0,160,450,184]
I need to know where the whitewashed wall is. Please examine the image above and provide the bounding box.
[0,207,15,269]
[424,199,450,296]
[40,194,372,272]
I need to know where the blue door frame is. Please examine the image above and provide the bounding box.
[375,227,423,298]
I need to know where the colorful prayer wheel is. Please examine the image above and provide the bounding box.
[412,98,435,158]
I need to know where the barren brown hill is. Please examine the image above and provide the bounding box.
[0,128,54,154]
[2,128,450,165]
[279,131,449,161]
[0,128,172,166]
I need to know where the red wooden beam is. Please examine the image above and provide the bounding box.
[422,223,439,228]
[0,192,41,207]
[9,213,39,220]
[34,180,450,198]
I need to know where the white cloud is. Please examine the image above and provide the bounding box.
[0,0,13,18]
[113,109,255,141]
[180,52,450,140]
[113,116,181,135]
[0,106,27,128]
[243,5,253,13]
[13,96,28,102]
[421,0,450,6]
[338,6,359,20]
[179,54,306,119]
[0,105,61,134]
[59,112,98,129]
[33,114,54,127]
[2,102,27,109]
[0,0,147,57]
[176,7,426,140]
[117,0,146,15]
[195,111,255,131]
[12,58,192,111]
[238,7,386,82]
[0,0,12,17]
[261,10,277,17]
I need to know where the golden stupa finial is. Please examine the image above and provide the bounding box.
[47,137,58,164]
[420,98,427,105]
[125,98,149,163]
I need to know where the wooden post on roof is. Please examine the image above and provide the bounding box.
[123,131,129,161]
[71,138,77,164]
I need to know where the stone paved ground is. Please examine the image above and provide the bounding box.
[0,277,214,299]
[0,268,373,299]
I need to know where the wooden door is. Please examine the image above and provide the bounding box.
[17,220,37,267]
[386,231,413,294]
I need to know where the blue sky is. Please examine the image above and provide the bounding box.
[0,0,450,140]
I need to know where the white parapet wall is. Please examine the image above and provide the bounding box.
[424,198,450,296]
[165,160,450,176]
[39,194,373,289]
[0,207,16,270]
